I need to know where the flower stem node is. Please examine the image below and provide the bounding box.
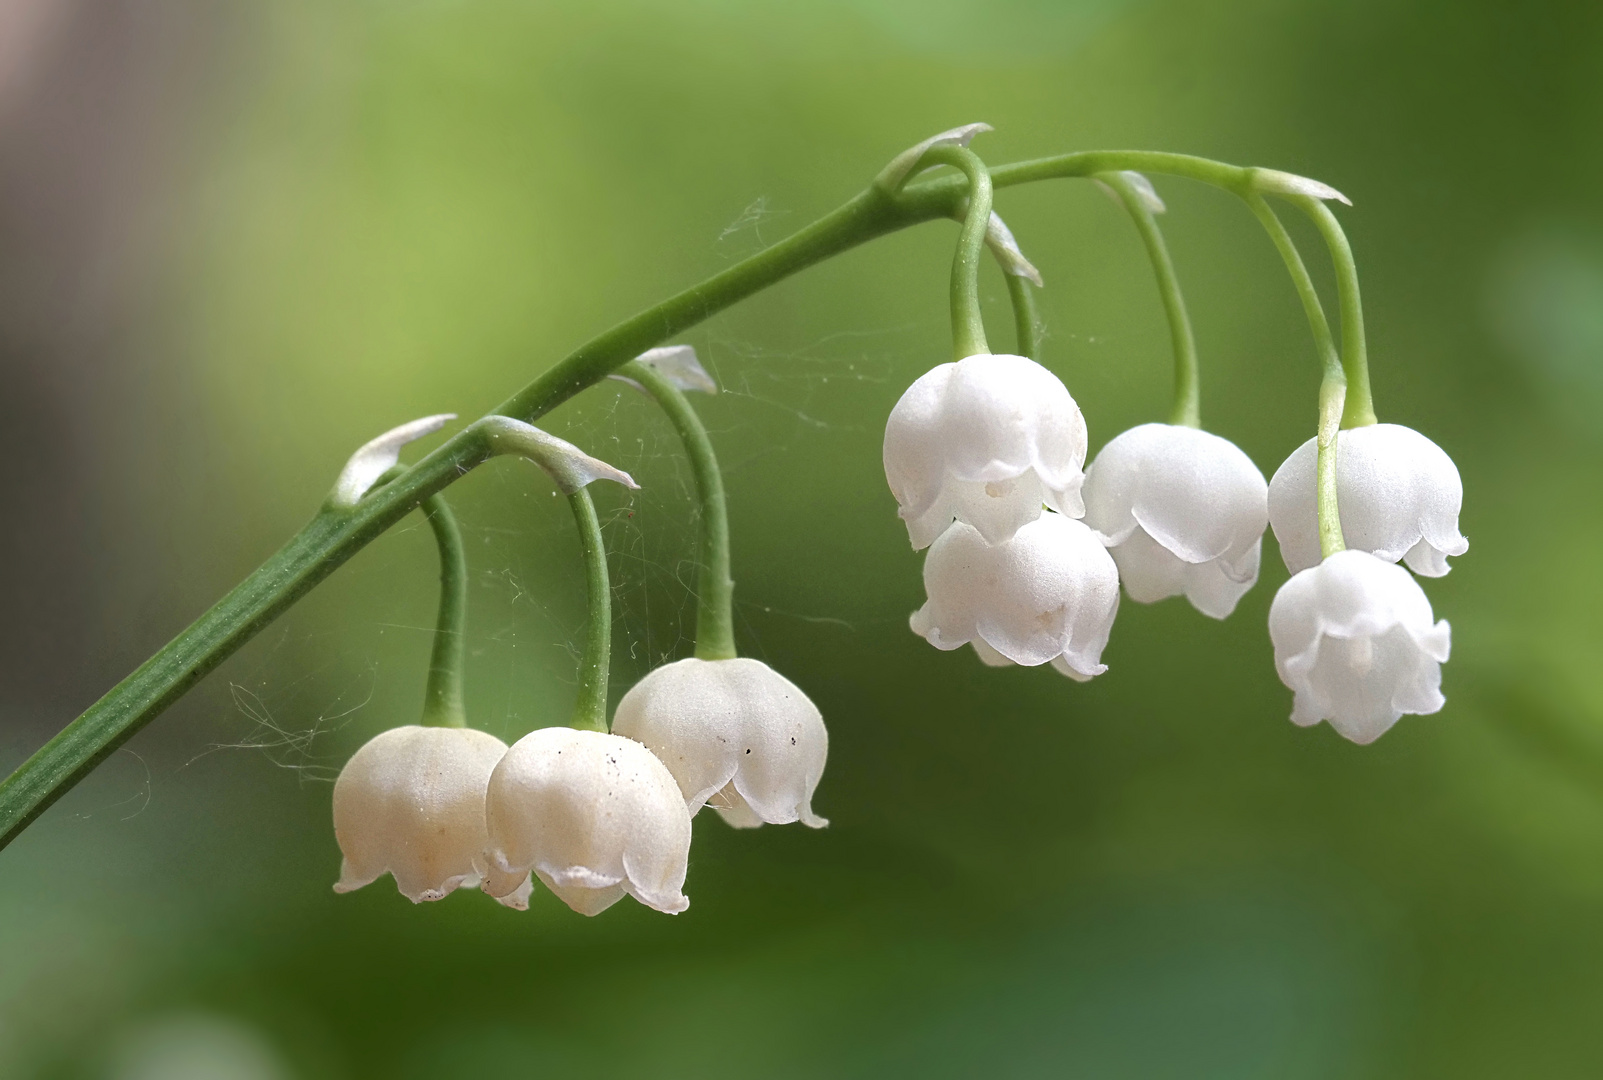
[612,344,719,396]
[332,725,530,908]
[1093,171,1166,214]
[911,512,1120,680]
[476,416,638,494]
[1083,423,1269,619]
[483,727,691,916]
[884,354,1088,549]
[982,212,1044,287]
[874,122,993,193]
[1250,169,1352,206]
[1269,549,1451,744]
[1268,424,1467,577]
[612,657,828,830]
[329,414,457,508]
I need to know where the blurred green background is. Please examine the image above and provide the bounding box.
[2,0,1601,1075]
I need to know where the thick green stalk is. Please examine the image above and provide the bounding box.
[1295,197,1377,428]
[920,145,993,359]
[566,489,611,733]
[0,183,952,850]
[419,493,468,728]
[1004,273,1041,360]
[0,146,1343,852]
[1098,171,1200,428]
[622,360,735,661]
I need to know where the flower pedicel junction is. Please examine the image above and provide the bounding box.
[0,125,1465,914]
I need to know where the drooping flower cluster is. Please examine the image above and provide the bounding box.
[331,368,831,917]
[886,354,1272,682]
[883,363,1464,745]
[1264,424,1463,742]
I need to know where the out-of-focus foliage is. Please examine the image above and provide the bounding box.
[1,0,1601,1075]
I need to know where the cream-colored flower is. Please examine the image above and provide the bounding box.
[332,725,530,908]
[612,657,827,829]
[483,727,691,916]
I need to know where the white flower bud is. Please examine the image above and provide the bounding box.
[332,725,530,908]
[911,511,1119,678]
[1269,549,1451,744]
[1082,423,1268,619]
[483,727,691,916]
[1268,424,1468,577]
[884,354,1088,549]
[612,657,828,830]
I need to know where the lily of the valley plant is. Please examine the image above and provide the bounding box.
[0,126,1464,914]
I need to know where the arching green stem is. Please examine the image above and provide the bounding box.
[419,492,468,727]
[1098,171,1200,428]
[622,360,736,661]
[1004,273,1042,359]
[566,488,612,733]
[1293,197,1377,428]
[919,144,993,360]
[0,145,1367,852]
[1243,194,1340,378]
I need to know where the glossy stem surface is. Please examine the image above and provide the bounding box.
[921,144,994,359]
[419,492,468,727]
[566,488,612,732]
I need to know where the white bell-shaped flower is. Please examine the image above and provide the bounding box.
[612,657,828,830]
[1268,424,1467,577]
[1268,549,1451,744]
[482,727,691,916]
[911,511,1120,680]
[884,353,1088,549]
[332,725,531,908]
[1082,423,1268,619]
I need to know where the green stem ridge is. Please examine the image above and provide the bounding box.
[419,493,468,728]
[567,489,612,733]
[1099,171,1201,428]
[622,360,736,662]
[1004,273,1042,360]
[0,145,1366,852]
[919,144,993,360]
[1296,197,1377,428]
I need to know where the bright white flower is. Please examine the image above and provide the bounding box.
[1269,549,1451,744]
[1268,423,1467,577]
[483,727,691,916]
[612,657,828,830]
[884,353,1088,549]
[1082,423,1268,619]
[332,725,530,908]
[911,511,1120,680]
